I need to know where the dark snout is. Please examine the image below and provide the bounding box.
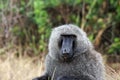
[62,48,72,58]
[60,35,75,61]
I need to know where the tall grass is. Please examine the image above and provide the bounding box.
[0,54,44,80]
[106,65,120,80]
[0,54,120,80]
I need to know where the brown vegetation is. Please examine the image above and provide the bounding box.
[0,54,44,80]
[0,54,120,80]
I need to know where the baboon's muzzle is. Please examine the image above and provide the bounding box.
[60,35,75,62]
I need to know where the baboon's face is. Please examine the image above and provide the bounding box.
[58,34,76,62]
[49,24,93,62]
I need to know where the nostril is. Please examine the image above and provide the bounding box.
[62,51,69,57]
[63,49,67,53]
[63,48,70,53]
[61,48,71,57]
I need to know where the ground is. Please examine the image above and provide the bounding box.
[0,54,120,80]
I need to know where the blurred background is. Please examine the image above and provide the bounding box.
[0,0,120,80]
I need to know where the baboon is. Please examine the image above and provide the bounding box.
[33,24,105,80]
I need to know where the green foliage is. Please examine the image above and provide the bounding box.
[11,26,25,38]
[33,0,52,52]
[0,0,120,56]
[15,0,120,55]
[108,38,120,54]
[88,34,94,42]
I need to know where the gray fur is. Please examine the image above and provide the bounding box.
[33,24,105,80]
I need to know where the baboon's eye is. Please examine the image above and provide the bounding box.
[73,40,76,49]
[72,36,77,49]
[58,34,76,49]
[58,37,63,48]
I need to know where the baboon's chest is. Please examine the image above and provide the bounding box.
[47,61,87,80]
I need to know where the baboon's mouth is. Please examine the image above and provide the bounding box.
[62,55,73,62]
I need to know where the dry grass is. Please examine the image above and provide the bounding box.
[0,54,120,80]
[105,65,120,80]
[0,54,44,80]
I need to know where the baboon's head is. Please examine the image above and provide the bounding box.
[48,24,93,62]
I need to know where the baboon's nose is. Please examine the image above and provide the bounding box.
[62,48,70,57]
